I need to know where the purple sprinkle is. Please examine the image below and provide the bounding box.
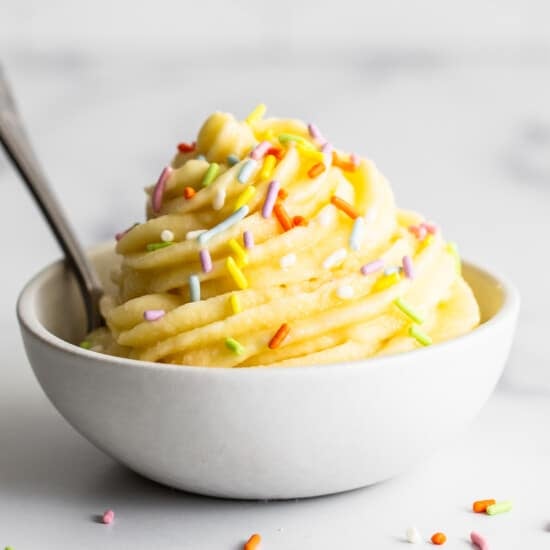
[199,248,213,273]
[152,166,172,213]
[115,223,138,242]
[308,123,325,143]
[143,309,165,321]
[250,141,271,160]
[321,142,333,155]
[262,180,280,218]
[243,230,254,249]
[360,259,384,276]
[402,255,414,279]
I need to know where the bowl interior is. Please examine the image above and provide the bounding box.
[28,244,507,347]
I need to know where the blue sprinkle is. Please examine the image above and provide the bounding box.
[227,154,240,166]
[198,205,250,246]
[189,274,201,302]
[349,216,365,251]
[196,154,206,161]
[237,159,257,184]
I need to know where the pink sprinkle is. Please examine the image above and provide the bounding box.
[115,223,138,242]
[250,141,271,160]
[243,230,254,249]
[402,255,414,279]
[152,166,172,214]
[143,309,165,322]
[360,259,384,276]
[421,221,438,234]
[102,509,115,525]
[308,123,325,143]
[199,248,213,273]
[470,531,489,550]
[321,142,333,155]
[408,225,427,240]
[262,180,280,218]
[350,152,360,167]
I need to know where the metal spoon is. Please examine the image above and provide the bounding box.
[0,66,103,332]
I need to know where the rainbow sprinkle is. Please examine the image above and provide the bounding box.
[189,274,201,302]
[152,166,172,214]
[373,271,401,291]
[225,337,245,355]
[446,242,461,274]
[186,229,207,240]
[349,217,365,251]
[330,195,359,219]
[273,203,293,231]
[245,104,266,125]
[278,133,310,147]
[198,206,249,245]
[323,248,348,270]
[394,298,425,324]
[250,141,271,161]
[268,323,290,349]
[308,162,326,178]
[102,510,115,525]
[234,186,256,211]
[143,309,165,321]
[409,324,432,346]
[79,340,92,349]
[115,222,139,242]
[160,229,174,242]
[226,256,249,289]
[308,123,325,143]
[199,249,213,273]
[177,141,195,153]
[260,154,277,180]
[146,242,173,251]
[202,162,220,187]
[262,180,280,218]
[230,293,242,314]
[336,285,354,299]
[238,159,257,184]
[243,230,254,249]
[228,238,249,266]
[402,255,414,279]
[280,253,297,269]
[227,154,240,166]
[360,259,384,276]
[212,188,226,211]
[183,186,196,199]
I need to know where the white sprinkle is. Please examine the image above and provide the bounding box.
[212,188,226,211]
[317,205,335,227]
[336,285,354,299]
[406,527,421,544]
[280,253,297,269]
[160,229,174,242]
[186,229,207,240]
[323,248,347,270]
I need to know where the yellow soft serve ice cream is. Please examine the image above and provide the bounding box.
[87,105,480,367]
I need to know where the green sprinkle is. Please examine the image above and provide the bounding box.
[227,154,240,166]
[225,337,245,355]
[394,298,425,324]
[446,241,461,274]
[278,133,309,146]
[79,340,92,349]
[408,324,432,346]
[5,546,14,550]
[202,162,220,187]
[146,242,173,252]
[486,500,512,515]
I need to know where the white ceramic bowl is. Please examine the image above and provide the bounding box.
[17,243,519,499]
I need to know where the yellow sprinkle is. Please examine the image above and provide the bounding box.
[373,271,401,291]
[230,293,242,314]
[419,234,434,251]
[262,129,275,141]
[296,142,323,157]
[446,241,461,274]
[226,256,249,289]
[234,185,256,211]
[259,154,277,181]
[228,238,249,266]
[245,103,266,125]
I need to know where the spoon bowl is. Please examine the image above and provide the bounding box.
[17,243,519,499]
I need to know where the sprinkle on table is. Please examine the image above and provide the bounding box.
[225,337,245,355]
[160,229,174,243]
[402,255,414,279]
[102,509,115,525]
[430,532,447,545]
[229,238,249,266]
[198,206,250,245]
[212,188,226,211]
[259,154,277,180]
[226,256,249,289]
[245,104,266,125]
[234,186,256,211]
[152,166,172,213]
[177,141,196,153]
[268,324,290,349]
[405,527,422,544]
[408,324,432,346]
[330,195,359,219]
[146,242,173,251]
[308,162,326,178]
[486,500,512,515]
[360,259,384,276]
[262,180,280,218]
[189,274,201,302]
[199,249,213,273]
[143,309,165,322]
[250,141,271,161]
[183,186,196,200]
[472,499,496,513]
[238,159,257,184]
[349,216,365,251]
[394,298,425,324]
[243,230,254,249]
[202,162,220,187]
[227,154,240,166]
[323,248,348,270]
[273,202,293,231]
[470,531,489,550]
[373,271,400,291]
[230,293,242,314]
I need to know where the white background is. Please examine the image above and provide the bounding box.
[1,1,549,548]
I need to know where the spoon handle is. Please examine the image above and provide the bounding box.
[0,67,103,332]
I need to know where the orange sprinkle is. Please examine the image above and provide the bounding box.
[330,195,359,219]
[274,203,293,231]
[308,162,326,178]
[268,323,290,349]
[431,532,447,545]
[332,151,357,172]
[183,187,196,199]
[292,215,308,227]
[277,188,288,200]
[177,141,196,153]
[473,499,496,513]
[266,146,284,160]
[244,533,261,550]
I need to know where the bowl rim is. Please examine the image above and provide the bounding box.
[16,243,521,374]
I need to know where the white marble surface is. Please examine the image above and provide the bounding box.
[1,2,549,548]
